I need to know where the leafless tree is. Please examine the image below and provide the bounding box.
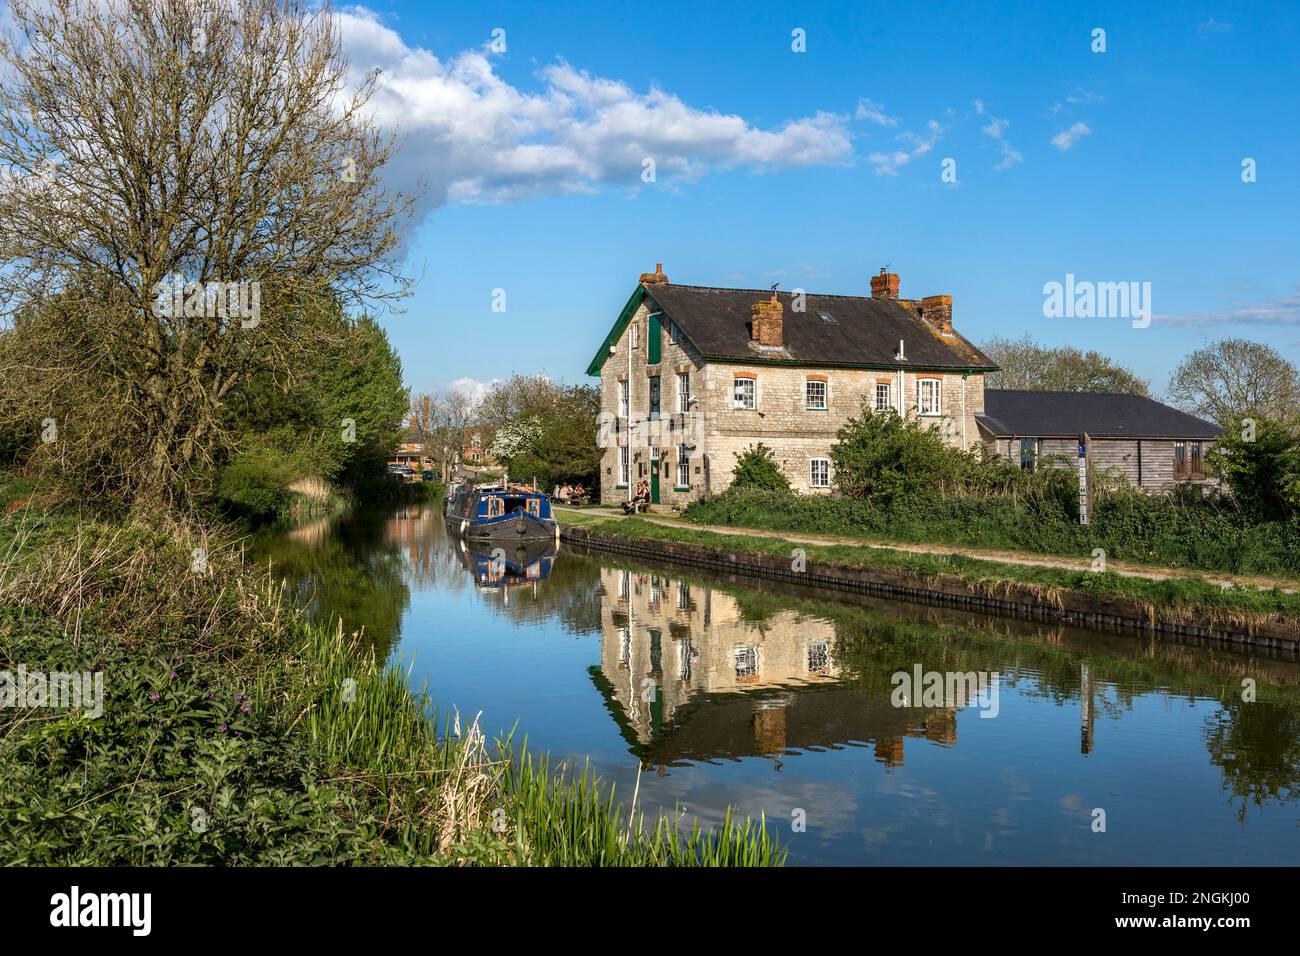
[1168,338,1300,426]
[0,0,415,510]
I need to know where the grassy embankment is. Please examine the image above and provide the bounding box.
[558,510,1300,633]
[0,473,784,866]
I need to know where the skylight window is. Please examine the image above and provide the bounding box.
[819,312,836,323]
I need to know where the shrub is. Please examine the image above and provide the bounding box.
[731,443,791,492]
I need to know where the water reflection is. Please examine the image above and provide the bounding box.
[255,506,1300,863]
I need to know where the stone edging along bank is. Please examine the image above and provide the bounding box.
[559,525,1300,653]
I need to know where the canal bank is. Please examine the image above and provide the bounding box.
[557,514,1300,652]
[247,504,1300,865]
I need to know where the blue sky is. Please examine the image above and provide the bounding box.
[342,1,1300,400]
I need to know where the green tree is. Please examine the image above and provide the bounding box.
[982,335,1150,396]
[830,408,964,502]
[731,444,791,492]
[0,0,413,511]
[1206,416,1300,522]
[492,384,601,490]
[215,311,408,516]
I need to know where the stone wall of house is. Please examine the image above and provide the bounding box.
[598,299,707,507]
[597,298,987,506]
[699,364,985,497]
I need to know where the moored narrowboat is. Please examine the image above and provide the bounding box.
[445,482,558,543]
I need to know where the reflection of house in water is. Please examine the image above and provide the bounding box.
[592,567,963,767]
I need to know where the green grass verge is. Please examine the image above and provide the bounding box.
[560,512,1300,629]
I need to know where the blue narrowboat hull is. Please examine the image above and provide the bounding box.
[445,484,558,543]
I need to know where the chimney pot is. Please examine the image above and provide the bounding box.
[871,269,901,300]
[750,296,784,348]
[639,263,669,285]
[921,294,954,334]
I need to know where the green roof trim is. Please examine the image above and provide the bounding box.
[585,285,709,376]
[585,285,647,376]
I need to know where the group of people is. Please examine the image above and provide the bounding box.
[552,482,587,504]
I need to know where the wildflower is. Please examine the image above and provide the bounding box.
[219,724,228,732]
[150,691,160,701]
[239,704,250,714]
[168,670,178,680]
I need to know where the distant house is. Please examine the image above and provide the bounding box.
[587,264,996,506]
[462,429,497,468]
[387,435,433,477]
[976,390,1223,492]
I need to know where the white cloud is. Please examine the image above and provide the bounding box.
[868,119,943,175]
[981,116,1022,170]
[336,8,853,231]
[1157,294,1300,327]
[1050,87,1104,113]
[1198,18,1233,34]
[982,117,1009,139]
[854,97,899,127]
[427,376,499,405]
[1051,122,1092,151]
[971,99,985,115]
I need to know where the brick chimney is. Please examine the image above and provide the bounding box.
[870,267,900,300]
[751,294,784,347]
[920,294,953,334]
[639,262,669,285]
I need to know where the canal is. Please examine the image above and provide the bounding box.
[254,503,1300,866]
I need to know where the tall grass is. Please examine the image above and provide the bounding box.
[296,619,787,865]
[0,469,786,866]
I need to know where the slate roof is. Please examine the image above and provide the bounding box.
[977,390,1223,439]
[642,283,996,370]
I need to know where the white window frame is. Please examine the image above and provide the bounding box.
[805,379,827,410]
[617,379,629,418]
[676,444,690,488]
[918,378,942,416]
[677,372,690,413]
[810,457,830,489]
[669,320,680,345]
[874,383,892,412]
[618,446,630,486]
[631,321,640,349]
[734,646,759,679]
[733,376,756,410]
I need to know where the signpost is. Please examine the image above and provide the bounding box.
[1077,432,1089,526]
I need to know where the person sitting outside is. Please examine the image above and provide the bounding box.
[622,479,650,514]
[572,483,586,504]
[556,483,571,504]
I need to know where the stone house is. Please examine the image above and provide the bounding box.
[587,264,996,506]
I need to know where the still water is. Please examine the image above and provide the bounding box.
[255,504,1300,865]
